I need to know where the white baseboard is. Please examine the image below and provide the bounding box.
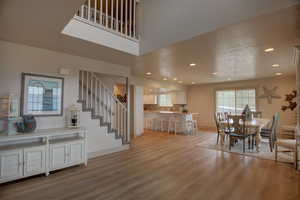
[88,144,130,159]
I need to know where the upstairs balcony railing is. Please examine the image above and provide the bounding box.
[75,0,138,41]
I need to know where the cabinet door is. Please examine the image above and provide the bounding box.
[0,150,23,181]
[69,141,84,165]
[24,146,46,176]
[144,95,157,104]
[50,144,68,170]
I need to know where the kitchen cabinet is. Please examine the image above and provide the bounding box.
[143,94,157,104]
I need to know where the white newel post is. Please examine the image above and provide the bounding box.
[126,77,130,144]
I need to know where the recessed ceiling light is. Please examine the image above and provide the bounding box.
[264,48,275,52]
[163,77,168,81]
[178,81,183,84]
[212,72,217,75]
[146,72,152,75]
[189,63,196,67]
[272,64,280,67]
[275,72,283,76]
[191,82,196,84]
[173,77,178,81]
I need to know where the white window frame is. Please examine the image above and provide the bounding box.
[214,87,257,114]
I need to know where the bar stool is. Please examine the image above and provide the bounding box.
[144,118,154,130]
[186,120,198,135]
[160,119,169,132]
[153,118,169,132]
[168,118,183,135]
[153,118,162,131]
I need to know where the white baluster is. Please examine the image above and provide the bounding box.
[133,0,136,38]
[94,0,97,23]
[111,0,114,29]
[121,0,123,34]
[88,0,91,21]
[100,0,103,25]
[86,71,88,108]
[129,0,132,37]
[117,103,119,137]
[91,75,94,110]
[125,0,128,35]
[97,80,99,116]
[116,0,119,32]
[79,70,82,101]
[106,0,108,27]
[101,84,103,118]
[110,96,113,125]
[81,5,84,18]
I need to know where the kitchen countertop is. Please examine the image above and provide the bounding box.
[144,111,198,115]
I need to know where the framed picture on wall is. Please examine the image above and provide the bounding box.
[21,73,64,116]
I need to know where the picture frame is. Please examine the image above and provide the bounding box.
[21,73,64,117]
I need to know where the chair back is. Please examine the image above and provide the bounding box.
[224,112,231,120]
[214,112,221,133]
[252,111,262,118]
[215,112,224,121]
[227,115,246,135]
[270,113,280,143]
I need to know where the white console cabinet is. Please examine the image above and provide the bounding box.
[0,128,87,184]
[49,140,85,171]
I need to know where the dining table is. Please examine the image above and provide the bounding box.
[219,118,271,152]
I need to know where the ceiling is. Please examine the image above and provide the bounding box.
[0,0,135,67]
[139,0,300,55]
[0,0,300,85]
[134,4,300,85]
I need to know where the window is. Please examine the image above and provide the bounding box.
[159,94,173,107]
[216,89,256,114]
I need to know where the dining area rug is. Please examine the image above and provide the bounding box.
[196,132,293,163]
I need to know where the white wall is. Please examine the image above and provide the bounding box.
[132,86,144,136]
[0,40,130,154]
[188,75,297,129]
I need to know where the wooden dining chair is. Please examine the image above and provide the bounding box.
[274,113,298,169]
[261,113,279,152]
[227,115,255,153]
[214,112,227,144]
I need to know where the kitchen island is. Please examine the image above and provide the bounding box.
[144,111,199,134]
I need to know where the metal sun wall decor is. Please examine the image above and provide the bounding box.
[258,86,281,104]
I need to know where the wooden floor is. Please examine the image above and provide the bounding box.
[1,131,300,200]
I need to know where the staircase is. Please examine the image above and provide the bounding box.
[78,70,129,144]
